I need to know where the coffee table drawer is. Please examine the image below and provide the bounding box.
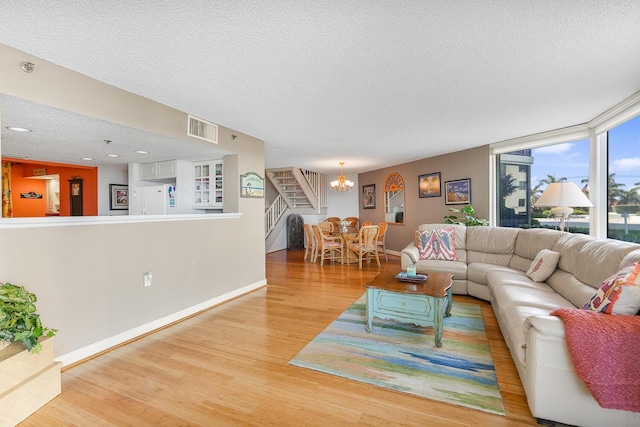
[376,291,433,316]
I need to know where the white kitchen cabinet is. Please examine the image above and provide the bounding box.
[139,160,177,180]
[193,160,223,208]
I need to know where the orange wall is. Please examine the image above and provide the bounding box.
[10,161,98,217]
[11,163,47,217]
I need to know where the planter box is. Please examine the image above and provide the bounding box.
[0,337,61,427]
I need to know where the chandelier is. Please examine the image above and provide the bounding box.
[330,162,354,192]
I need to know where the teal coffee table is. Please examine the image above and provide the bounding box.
[365,271,453,347]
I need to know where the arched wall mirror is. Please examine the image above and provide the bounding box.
[384,172,405,224]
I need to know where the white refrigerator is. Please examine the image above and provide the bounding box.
[130,185,177,215]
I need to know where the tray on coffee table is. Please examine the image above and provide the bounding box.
[395,271,429,283]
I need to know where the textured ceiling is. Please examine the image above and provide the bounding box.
[1,1,640,175]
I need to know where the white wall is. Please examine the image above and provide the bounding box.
[0,43,266,364]
[326,176,360,218]
[98,164,129,216]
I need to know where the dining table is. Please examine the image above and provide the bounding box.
[332,226,359,264]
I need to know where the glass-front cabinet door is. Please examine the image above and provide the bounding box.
[192,160,223,209]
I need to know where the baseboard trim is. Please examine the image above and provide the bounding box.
[55,279,267,368]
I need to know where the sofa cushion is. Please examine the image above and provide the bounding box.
[526,249,560,282]
[415,228,457,260]
[468,262,517,287]
[546,270,597,308]
[414,259,468,280]
[486,270,556,295]
[492,285,575,313]
[551,233,593,276]
[466,226,519,266]
[582,260,640,315]
[573,238,640,289]
[509,228,563,272]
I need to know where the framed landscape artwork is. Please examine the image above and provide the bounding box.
[418,172,441,198]
[363,184,376,209]
[445,179,471,205]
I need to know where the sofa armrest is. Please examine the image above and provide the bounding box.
[524,315,566,339]
[400,244,419,268]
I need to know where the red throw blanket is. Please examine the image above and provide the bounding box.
[550,307,640,412]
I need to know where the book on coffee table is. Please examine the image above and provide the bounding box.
[395,272,428,283]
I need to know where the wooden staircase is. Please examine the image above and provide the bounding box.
[265,167,328,237]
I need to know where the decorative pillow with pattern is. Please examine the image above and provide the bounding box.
[415,228,457,261]
[526,249,560,282]
[582,260,640,315]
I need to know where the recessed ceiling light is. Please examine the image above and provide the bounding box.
[81,157,94,161]
[136,150,149,154]
[6,126,31,132]
[106,154,121,158]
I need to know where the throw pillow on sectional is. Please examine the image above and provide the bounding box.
[582,260,640,315]
[526,249,560,282]
[414,228,457,261]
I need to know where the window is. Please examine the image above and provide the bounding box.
[607,114,640,243]
[497,140,591,233]
[491,91,640,241]
[496,150,532,228]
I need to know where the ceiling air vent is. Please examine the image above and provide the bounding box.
[187,115,218,144]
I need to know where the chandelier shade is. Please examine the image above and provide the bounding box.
[330,162,354,192]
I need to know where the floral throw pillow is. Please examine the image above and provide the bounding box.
[415,228,457,261]
[582,260,640,315]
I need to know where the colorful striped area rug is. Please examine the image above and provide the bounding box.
[289,295,505,416]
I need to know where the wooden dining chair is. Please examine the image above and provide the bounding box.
[317,221,334,235]
[361,221,372,227]
[344,216,359,228]
[303,223,318,262]
[376,222,388,261]
[347,225,380,269]
[324,217,341,230]
[312,225,343,265]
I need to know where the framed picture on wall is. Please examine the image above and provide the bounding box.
[418,172,441,198]
[362,184,376,209]
[240,172,265,198]
[445,179,471,205]
[109,184,129,210]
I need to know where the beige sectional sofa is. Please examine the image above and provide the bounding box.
[401,224,640,427]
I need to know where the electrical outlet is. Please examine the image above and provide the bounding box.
[143,272,153,287]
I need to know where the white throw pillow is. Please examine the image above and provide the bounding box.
[526,249,560,282]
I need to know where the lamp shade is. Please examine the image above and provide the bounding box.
[534,182,593,208]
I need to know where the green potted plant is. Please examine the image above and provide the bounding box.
[444,204,489,226]
[0,282,57,353]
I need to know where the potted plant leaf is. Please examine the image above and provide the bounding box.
[0,282,57,353]
[444,204,489,226]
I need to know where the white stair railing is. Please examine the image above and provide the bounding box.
[265,194,288,237]
[300,168,327,210]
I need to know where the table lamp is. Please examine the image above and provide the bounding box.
[534,182,593,232]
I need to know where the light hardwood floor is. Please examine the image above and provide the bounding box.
[20,250,541,426]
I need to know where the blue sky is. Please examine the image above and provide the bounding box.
[531,114,640,191]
